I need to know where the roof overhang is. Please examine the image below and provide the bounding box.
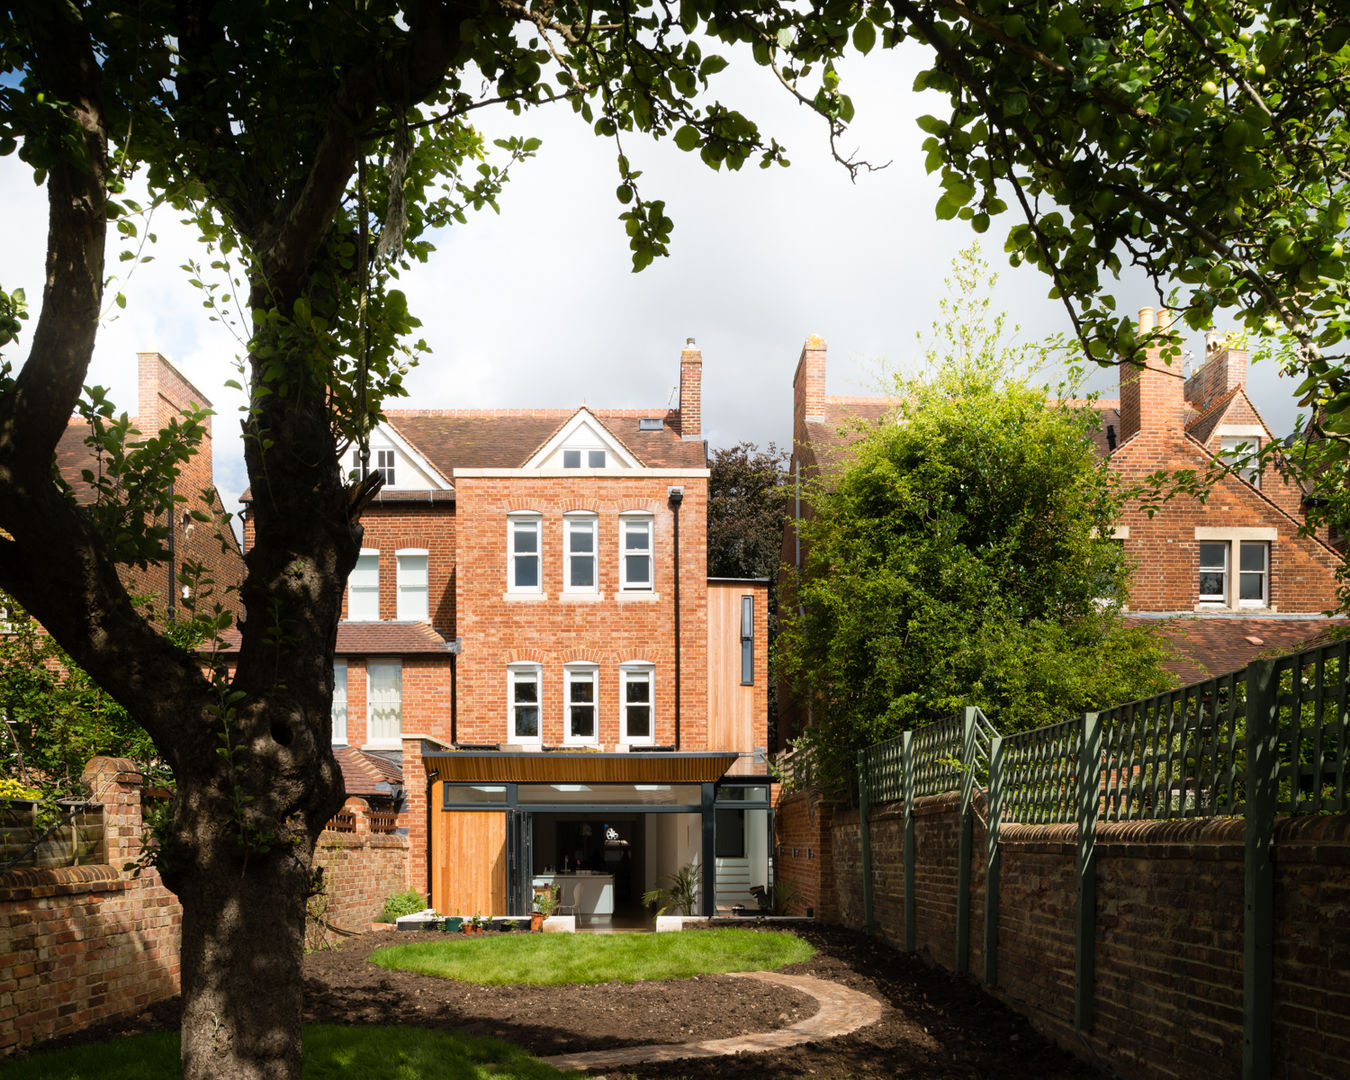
[421,748,738,785]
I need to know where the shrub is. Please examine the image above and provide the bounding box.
[379,889,428,923]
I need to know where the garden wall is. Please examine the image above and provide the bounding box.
[0,757,180,1058]
[1,760,410,1057]
[778,788,1350,1080]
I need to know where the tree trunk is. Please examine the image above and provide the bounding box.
[176,833,316,1080]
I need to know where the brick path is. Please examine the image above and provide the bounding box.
[540,971,884,1071]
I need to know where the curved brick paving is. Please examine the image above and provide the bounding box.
[540,971,884,1072]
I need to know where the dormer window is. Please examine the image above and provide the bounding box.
[352,449,396,486]
[562,449,606,469]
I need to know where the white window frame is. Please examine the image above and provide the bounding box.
[564,512,598,594]
[351,448,396,486]
[331,660,348,745]
[508,663,543,746]
[619,513,654,592]
[564,663,600,746]
[1195,528,1277,609]
[620,662,655,747]
[1198,542,1229,604]
[1220,436,1262,488]
[508,513,542,594]
[348,548,380,620]
[396,548,429,621]
[1238,541,1269,607]
[366,660,402,748]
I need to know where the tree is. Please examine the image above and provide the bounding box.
[854,1,1350,465]
[778,261,1174,796]
[707,442,790,736]
[0,5,860,1077]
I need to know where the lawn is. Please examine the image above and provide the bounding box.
[3,1025,581,1080]
[371,927,815,985]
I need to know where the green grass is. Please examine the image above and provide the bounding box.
[3,1025,579,1080]
[370,927,815,985]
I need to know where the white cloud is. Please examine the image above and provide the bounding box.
[0,38,1303,525]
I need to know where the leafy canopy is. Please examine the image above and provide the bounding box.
[779,257,1174,795]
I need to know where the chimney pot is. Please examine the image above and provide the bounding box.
[1138,307,1155,332]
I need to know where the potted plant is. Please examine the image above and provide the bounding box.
[466,912,484,934]
[532,888,557,931]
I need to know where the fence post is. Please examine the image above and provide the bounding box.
[956,707,977,974]
[858,749,875,934]
[1244,658,1278,1080]
[1075,711,1101,1031]
[984,731,1003,987]
[903,729,916,952]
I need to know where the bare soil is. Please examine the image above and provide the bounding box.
[27,923,1107,1078]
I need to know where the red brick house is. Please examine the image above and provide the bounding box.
[51,351,243,623]
[242,341,771,919]
[780,312,1344,744]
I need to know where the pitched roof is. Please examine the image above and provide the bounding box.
[1185,385,1248,446]
[214,622,455,656]
[387,408,706,474]
[333,746,404,797]
[1124,615,1345,685]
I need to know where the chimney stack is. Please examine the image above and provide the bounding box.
[1118,307,1185,443]
[679,338,702,439]
[792,335,827,446]
[1184,330,1250,413]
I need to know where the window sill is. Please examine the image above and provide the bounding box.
[561,592,606,603]
[616,591,660,602]
[1193,603,1275,613]
[503,592,549,602]
[563,740,600,749]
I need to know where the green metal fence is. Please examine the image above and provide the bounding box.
[852,636,1350,1080]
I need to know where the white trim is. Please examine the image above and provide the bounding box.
[563,663,600,746]
[454,467,710,478]
[619,513,654,591]
[1237,540,1270,607]
[563,512,598,593]
[331,660,348,745]
[508,663,543,746]
[366,659,402,748]
[396,551,429,621]
[348,549,380,620]
[1195,526,1278,541]
[522,408,642,470]
[619,662,656,747]
[361,421,454,490]
[508,513,543,594]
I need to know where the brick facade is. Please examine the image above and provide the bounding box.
[812,791,1350,1080]
[309,798,411,947]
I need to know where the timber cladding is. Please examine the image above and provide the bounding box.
[781,791,1350,1080]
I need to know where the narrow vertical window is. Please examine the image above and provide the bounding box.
[740,595,754,686]
[367,660,402,747]
[509,665,542,743]
[620,515,653,591]
[1239,542,1269,605]
[565,665,598,745]
[1220,436,1261,488]
[397,549,429,620]
[1198,542,1228,603]
[348,549,380,620]
[565,514,597,592]
[331,660,348,745]
[621,664,654,746]
[509,514,541,593]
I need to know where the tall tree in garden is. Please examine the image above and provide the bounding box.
[708,442,789,735]
[778,258,1175,796]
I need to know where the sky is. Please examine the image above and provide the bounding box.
[0,39,1306,521]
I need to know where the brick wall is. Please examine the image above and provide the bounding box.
[0,757,180,1058]
[308,797,410,947]
[454,474,709,750]
[808,791,1350,1080]
[0,760,412,1057]
[774,789,835,921]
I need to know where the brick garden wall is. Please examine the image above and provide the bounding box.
[1,760,411,1057]
[308,798,410,948]
[796,789,1350,1080]
[0,757,180,1058]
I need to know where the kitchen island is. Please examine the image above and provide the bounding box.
[533,872,615,917]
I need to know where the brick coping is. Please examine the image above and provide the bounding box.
[539,971,883,1071]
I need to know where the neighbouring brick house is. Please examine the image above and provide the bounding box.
[779,311,1344,746]
[239,341,772,920]
[50,351,244,623]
